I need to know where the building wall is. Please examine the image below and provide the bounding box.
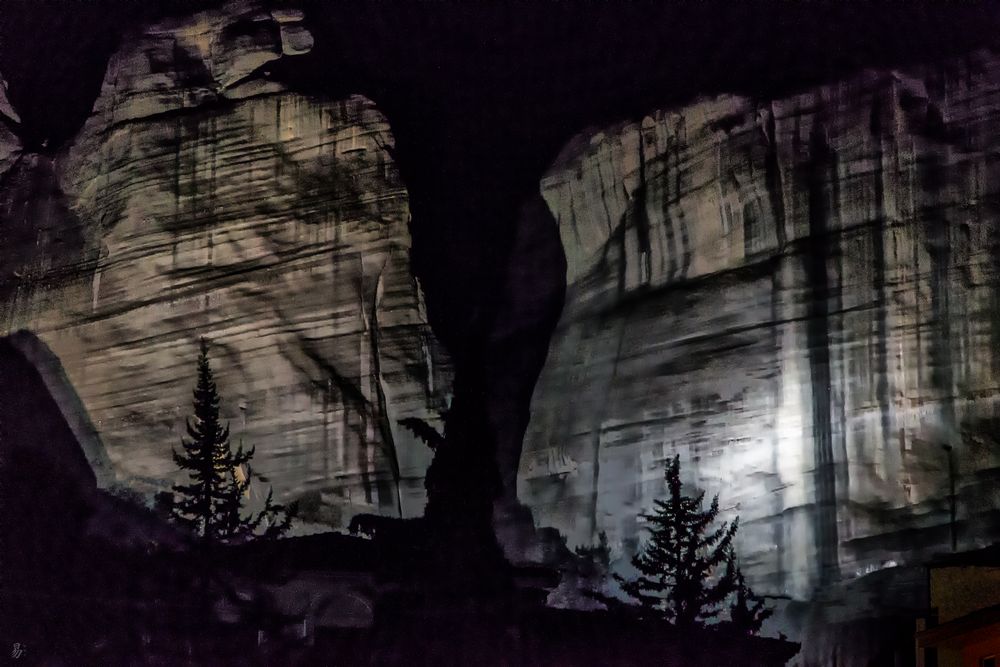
[931,567,1000,623]
[963,633,1000,667]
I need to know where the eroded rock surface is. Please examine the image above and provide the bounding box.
[522,49,1000,613]
[0,74,19,170]
[0,0,450,526]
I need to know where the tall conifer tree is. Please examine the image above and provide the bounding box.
[171,338,293,544]
[615,455,739,627]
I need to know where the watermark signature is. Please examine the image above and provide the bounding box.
[10,642,25,659]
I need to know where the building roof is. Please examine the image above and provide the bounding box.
[917,601,1000,648]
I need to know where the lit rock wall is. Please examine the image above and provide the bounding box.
[0,74,18,173]
[0,0,450,526]
[522,49,1000,601]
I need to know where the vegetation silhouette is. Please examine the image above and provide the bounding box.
[170,337,295,545]
[604,455,771,635]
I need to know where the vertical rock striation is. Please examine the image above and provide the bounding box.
[523,49,1000,611]
[0,0,450,527]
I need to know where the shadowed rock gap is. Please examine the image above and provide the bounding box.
[803,118,840,587]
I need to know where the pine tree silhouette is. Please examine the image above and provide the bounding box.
[615,454,739,628]
[728,560,772,636]
[171,338,294,544]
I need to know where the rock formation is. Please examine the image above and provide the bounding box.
[522,48,1000,619]
[0,0,450,527]
[5,1,1000,660]
[0,74,19,173]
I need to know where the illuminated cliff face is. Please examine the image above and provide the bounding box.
[0,0,450,526]
[522,50,1000,600]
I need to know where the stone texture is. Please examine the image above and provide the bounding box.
[522,48,1000,612]
[0,73,19,173]
[0,0,450,527]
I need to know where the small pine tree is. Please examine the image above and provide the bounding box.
[728,559,772,636]
[171,338,293,545]
[615,455,739,627]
